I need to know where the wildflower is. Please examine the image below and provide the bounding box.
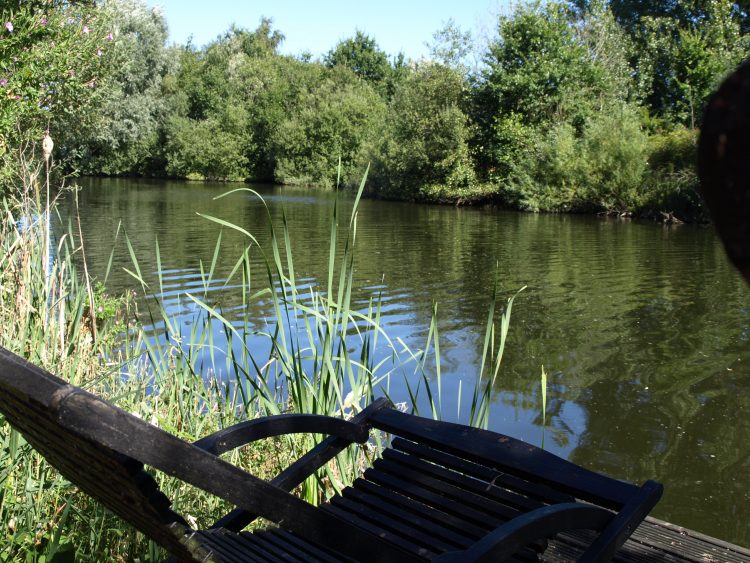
[106,31,113,41]
[4,21,12,33]
[82,25,90,34]
[0,79,7,87]
[96,47,102,57]
[41,18,47,27]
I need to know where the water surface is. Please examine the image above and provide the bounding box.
[63,177,750,546]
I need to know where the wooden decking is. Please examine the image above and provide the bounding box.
[545,516,750,562]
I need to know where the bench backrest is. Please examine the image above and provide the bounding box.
[0,348,198,560]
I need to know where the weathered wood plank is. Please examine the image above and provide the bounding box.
[340,486,475,548]
[351,478,489,539]
[330,494,459,552]
[319,503,435,559]
[392,437,575,505]
[544,517,750,562]
[374,456,525,521]
[382,447,544,512]
[268,529,351,563]
[192,413,369,456]
[364,466,508,529]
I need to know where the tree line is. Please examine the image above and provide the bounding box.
[2,0,748,220]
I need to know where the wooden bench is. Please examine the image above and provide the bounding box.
[0,347,662,561]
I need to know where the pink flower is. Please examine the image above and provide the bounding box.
[82,25,90,34]
[4,21,13,32]
[40,18,48,27]
[106,31,113,41]
[0,78,7,87]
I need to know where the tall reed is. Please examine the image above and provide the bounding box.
[152,165,420,502]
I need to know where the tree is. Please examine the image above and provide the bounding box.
[471,0,652,212]
[507,103,649,212]
[273,67,386,187]
[572,0,750,34]
[426,19,473,70]
[324,31,390,85]
[571,0,748,126]
[371,62,477,199]
[237,55,328,181]
[73,0,175,175]
[633,0,747,126]
[161,19,290,181]
[233,17,284,57]
[473,1,620,178]
[164,104,250,180]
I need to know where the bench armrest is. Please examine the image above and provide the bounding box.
[210,397,393,532]
[193,413,369,456]
[433,503,613,562]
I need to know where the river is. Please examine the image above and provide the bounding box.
[62,177,750,546]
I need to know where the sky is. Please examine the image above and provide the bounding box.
[145,0,509,60]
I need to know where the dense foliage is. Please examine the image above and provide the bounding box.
[0,0,115,187]
[370,62,479,200]
[2,0,748,219]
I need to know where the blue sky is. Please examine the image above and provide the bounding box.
[146,1,509,60]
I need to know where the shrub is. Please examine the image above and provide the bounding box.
[273,69,386,188]
[505,104,648,212]
[637,127,705,221]
[164,110,250,181]
[370,63,477,199]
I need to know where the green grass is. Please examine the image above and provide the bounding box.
[0,156,522,560]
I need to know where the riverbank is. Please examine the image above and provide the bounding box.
[87,167,707,224]
[82,120,708,223]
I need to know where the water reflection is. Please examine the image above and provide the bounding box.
[61,177,750,546]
